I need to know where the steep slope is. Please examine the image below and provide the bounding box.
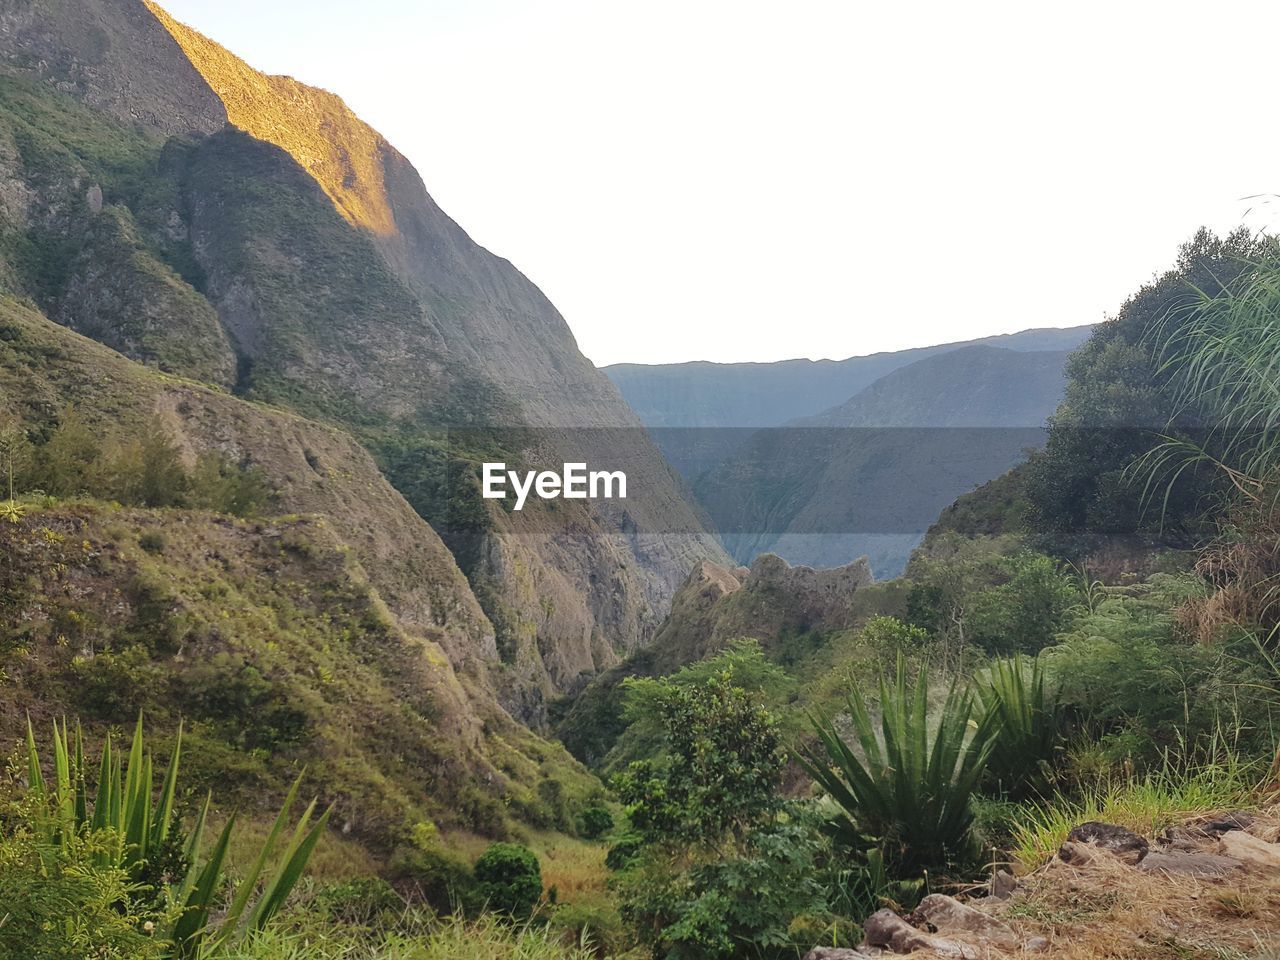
[696,346,1071,577]
[0,295,599,840]
[0,1,727,717]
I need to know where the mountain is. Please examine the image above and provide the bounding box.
[694,345,1073,577]
[0,0,727,727]
[604,326,1093,430]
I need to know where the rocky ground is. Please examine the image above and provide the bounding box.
[807,806,1280,959]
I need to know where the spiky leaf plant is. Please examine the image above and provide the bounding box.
[973,654,1063,799]
[23,715,329,958]
[798,657,999,875]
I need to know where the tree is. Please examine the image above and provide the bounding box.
[1026,228,1258,551]
[613,671,784,846]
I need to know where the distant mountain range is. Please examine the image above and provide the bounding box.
[604,326,1094,429]
[606,330,1094,578]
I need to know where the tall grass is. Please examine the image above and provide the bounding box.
[1140,241,1280,504]
[1007,745,1264,871]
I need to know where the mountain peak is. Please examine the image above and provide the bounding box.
[143,1,398,236]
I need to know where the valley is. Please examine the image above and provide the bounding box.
[0,4,1277,960]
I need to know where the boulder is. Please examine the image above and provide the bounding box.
[1219,830,1280,868]
[863,909,980,958]
[1139,849,1244,877]
[1061,822,1148,864]
[914,894,1020,949]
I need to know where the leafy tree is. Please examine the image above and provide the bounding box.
[613,671,785,845]
[579,805,614,840]
[1026,227,1258,550]
[965,553,1078,654]
[35,406,101,497]
[473,842,542,918]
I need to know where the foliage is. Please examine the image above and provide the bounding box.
[21,716,329,958]
[799,657,1000,874]
[974,655,1065,798]
[472,843,543,919]
[14,408,271,516]
[0,825,166,960]
[615,814,830,960]
[613,671,785,846]
[578,805,614,840]
[1042,576,1277,768]
[1025,227,1257,548]
[1141,238,1280,503]
[964,553,1079,654]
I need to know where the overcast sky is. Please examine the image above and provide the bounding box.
[159,0,1280,367]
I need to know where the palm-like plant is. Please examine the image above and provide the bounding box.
[973,654,1063,799]
[798,657,999,874]
[24,716,329,958]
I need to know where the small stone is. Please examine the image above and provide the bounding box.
[991,868,1017,899]
[1062,821,1149,864]
[1024,937,1050,952]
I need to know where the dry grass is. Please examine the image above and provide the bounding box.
[992,851,1280,959]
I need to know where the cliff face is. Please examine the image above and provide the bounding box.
[0,0,726,718]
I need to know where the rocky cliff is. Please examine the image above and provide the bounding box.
[0,0,726,720]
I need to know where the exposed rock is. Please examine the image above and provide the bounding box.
[1062,821,1149,864]
[1139,850,1243,877]
[1024,937,1050,952]
[1219,830,1280,868]
[915,894,1019,949]
[863,909,979,959]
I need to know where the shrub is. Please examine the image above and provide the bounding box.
[22,716,329,958]
[800,657,1000,874]
[388,842,478,914]
[579,805,614,840]
[473,842,542,918]
[313,876,404,926]
[139,529,168,553]
[0,827,165,960]
[613,671,784,845]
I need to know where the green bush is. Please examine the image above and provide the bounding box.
[313,877,404,926]
[388,842,478,914]
[579,805,614,840]
[472,843,543,918]
[0,827,165,960]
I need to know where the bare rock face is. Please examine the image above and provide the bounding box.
[0,0,226,136]
[1061,822,1149,865]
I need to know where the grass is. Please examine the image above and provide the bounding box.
[1008,752,1265,871]
[215,913,600,960]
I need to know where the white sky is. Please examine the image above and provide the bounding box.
[158,0,1280,367]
